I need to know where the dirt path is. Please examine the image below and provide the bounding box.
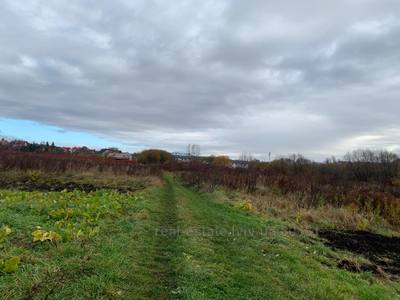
[150,178,180,299]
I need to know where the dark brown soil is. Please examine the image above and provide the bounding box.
[0,178,143,193]
[317,229,400,277]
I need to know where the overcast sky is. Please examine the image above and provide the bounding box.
[1,0,400,160]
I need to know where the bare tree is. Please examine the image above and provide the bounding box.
[239,152,255,162]
[343,149,399,182]
[187,144,200,156]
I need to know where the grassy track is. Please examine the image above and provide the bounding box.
[0,175,400,299]
[150,178,180,299]
[151,175,400,299]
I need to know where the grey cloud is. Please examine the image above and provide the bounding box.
[1,0,400,159]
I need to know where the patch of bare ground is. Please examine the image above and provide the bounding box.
[317,229,400,278]
[0,170,160,192]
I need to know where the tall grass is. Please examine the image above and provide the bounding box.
[0,150,159,176]
[178,152,400,226]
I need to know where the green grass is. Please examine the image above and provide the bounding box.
[0,174,399,299]
[0,187,160,299]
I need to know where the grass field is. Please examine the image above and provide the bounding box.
[0,174,399,299]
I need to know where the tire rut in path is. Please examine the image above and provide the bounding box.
[151,179,180,299]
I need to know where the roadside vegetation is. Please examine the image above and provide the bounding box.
[180,150,400,232]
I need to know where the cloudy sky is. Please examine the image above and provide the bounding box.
[1,0,400,160]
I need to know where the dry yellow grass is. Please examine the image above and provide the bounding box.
[217,187,398,233]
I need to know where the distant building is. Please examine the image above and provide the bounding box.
[11,140,28,150]
[62,147,72,153]
[107,152,132,160]
[172,152,193,162]
[231,160,249,169]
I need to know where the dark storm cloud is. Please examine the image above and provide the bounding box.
[0,0,400,158]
